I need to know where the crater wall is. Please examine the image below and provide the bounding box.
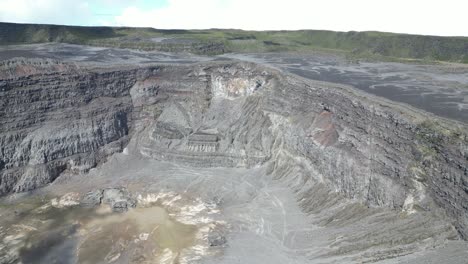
[0,59,467,239]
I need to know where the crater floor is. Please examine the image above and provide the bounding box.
[2,152,467,264]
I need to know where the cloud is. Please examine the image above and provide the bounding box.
[1,0,467,36]
[112,0,468,36]
[0,0,92,25]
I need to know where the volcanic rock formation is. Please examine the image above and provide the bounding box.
[0,58,467,263]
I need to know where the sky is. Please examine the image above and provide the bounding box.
[0,0,467,37]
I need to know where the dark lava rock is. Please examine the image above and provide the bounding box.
[208,232,227,247]
[80,189,104,207]
[111,200,132,213]
[80,187,137,212]
[102,187,137,212]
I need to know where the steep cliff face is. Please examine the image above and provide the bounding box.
[0,60,136,193]
[0,59,467,241]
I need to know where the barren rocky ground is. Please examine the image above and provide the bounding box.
[0,44,467,263]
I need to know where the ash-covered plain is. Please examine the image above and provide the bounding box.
[0,44,467,264]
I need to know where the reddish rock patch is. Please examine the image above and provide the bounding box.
[309,111,339,147]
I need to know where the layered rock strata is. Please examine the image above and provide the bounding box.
[0,58,467,240]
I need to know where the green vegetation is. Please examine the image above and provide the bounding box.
[414,119,467,163]
[1,22,468,63]
[417,119,467,144]
[0,23,119,44]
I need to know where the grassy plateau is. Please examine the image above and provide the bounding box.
[1,22,468,63]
